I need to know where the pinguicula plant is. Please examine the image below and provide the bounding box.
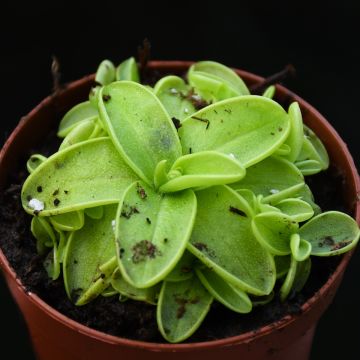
[21,58,360,343]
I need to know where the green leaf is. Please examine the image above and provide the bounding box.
[280,256,311,301]
[274,143,291,156]
[58,101,98,138]
[31,216,56,253]
[115,57,140,82]
[21,138,138,216]
[275,198,314,222]
[295,159,322,176]
[290,233,312,261]
[251,212,299,255]
[196,267,252,313]
[250,292,275,306]
[59,118,99,151]
[63,205,118,305]
[296,125,329,170]
[115,181,197,288]
[188,61,249,101]
[154,76,196,120]
[235,189,257,217]
[111,269,159,304]
[283,102,304,162]
[188,185,275,295]
[274,255,291,279]
[231,156,304,203]
[165,251,195,282]
[43,245,60,280]
[159,151,246,193]
[98,81,182,184]
[49,211,85,231]
[262,85,276,99]
[85,206,104,220]
[299,211,360,256]
[179,96,290,168]
[95,59,116,85]
[157,277,213,343]
[101,285,118,297]
[154,160,169,190]
[27,154,47,173]
[295,184,321,215]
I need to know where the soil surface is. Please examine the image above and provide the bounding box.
[0,111,349,344]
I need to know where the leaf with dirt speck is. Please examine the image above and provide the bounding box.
[115,181,197,288]
[157,276,212,343]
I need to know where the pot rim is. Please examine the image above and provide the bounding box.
[0,60,359,351]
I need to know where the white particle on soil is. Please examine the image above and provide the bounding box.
[28,198,44,211]
[191,94,201,101]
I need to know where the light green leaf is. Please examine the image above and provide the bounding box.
[188,185,275,295]
[57,230,68,263]
[295,159,322,176]
[98,81,182,184]
[154,160,169,190]
[231,156,304,203]
[89,85,102,108]
[85,206,104,220]
[157,277,213,343]
[63,205,118,305]
[159,151,246,193]
[283,102,304,162]
[275,198,314,222]
[274,143,291,156]
[27,154,47,173]
[188,61,249,101]
[31,216,56,253]
[196,267,252,313]
[49,211,85,231]
[165,251,195,282]
[235,189,257,217]
[179,96,290,168]
[274,255,291,278]
[251,292,275,306]
[95,59,116,85]
[252,212,299,255]
[21,138,138,216]
[115,57,140,82]
[111,269,159,304]
[58,101,98,138]
[115,181,197,288]
[59,119,98,151]
[295,184,321,215]
[43,245,60,280]
[297,125,329,170]
[262,85,276,99]
[280,256,311,301]
[154,76,196,120]
[101,285,118,297]
[299,211,360,256]
[290,233,312,261]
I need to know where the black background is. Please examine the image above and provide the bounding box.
[0,1,359,359]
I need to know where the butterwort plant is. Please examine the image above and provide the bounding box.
[21,58,360,343]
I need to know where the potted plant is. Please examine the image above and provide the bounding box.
[0,58,359,360]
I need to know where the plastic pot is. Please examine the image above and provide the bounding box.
[0,61,359,360]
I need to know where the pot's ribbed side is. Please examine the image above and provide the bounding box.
[0,61,359,360]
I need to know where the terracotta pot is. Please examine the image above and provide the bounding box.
[0,61,359,360]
